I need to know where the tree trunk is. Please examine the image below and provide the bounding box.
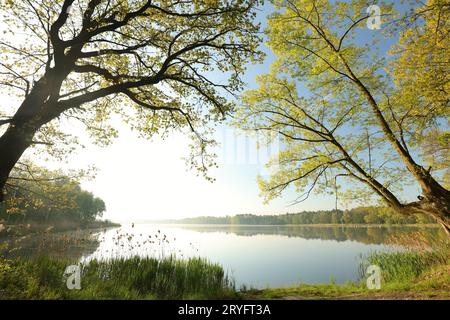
[404,184,450,236]
[0,120,39,201]
[424,209,449,236]
[334,52,450,237]
[419,172,450,236]
[0,68,68,201]
[421,198,450,236]
[435,214,450,236]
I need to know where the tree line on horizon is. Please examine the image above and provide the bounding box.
[164,207,437,225]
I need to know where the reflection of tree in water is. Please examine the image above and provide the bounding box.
[1,229,103,261]
[176,225,443,245]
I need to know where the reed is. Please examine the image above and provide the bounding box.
[359,231,449,283]
[0,255,236,299]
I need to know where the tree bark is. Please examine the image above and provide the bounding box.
[0,64,70,201]
[404,186,450,236]
[0,120,40,201]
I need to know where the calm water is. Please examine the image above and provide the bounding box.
[3,224,442,288]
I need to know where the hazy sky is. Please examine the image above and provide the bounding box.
[1,1,422,222]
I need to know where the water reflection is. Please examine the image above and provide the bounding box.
[169,224,444,245]
[1,224,444,288]
[1,229,102,261]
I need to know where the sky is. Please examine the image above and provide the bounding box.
[51,2,340,222]
[1,1,423,223]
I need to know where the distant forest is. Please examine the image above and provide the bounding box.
[162,207,437,225]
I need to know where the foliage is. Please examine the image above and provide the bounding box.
[246,231,450,299]
[234,0,449,218]
[0,0,264,182]
[163,206,437,225]
[389,0,450,186]
[0,163,105,225]
[360,232,450,283]
[0,255,236,299]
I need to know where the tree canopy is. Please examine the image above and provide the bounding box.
[0,163,105,225]
[0,0,263,200]
[235,0,449,233]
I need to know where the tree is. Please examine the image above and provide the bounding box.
[1,161,81,218]
[388,0,449,189]
[0,162,104,224]
[330,210,343,224]
[0,0,263,201]
[364,212,384,224]
[236,0,449,234]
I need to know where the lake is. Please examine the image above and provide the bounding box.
[1,224,443,289]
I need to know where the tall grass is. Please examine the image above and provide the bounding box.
[0,256,237,299]
[359,231,449,283]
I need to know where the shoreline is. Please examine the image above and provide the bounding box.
[1,256,448,300]
[141,222,440,228]
[0,220,121,238]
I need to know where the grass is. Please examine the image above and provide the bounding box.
[360,248,449,283]
[1,250,448,300]
[0,255,237,299]
[242,264,450,300]
[1,231,448,300]
[242,260,450,300]
[360,230,449,282]
[244,233,450,300]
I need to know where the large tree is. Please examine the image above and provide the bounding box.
[0,0,263,201]
[236,0,449,234]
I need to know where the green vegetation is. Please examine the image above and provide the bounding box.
[0,256,237,300]
[0,0,448,301]
[161,206,436,225]
[360,235,450,283]
[245,237,450,300]
[362,250,448,284]
[0,164,112,236]
[177,225,445,246]
[0,230,448,300]
[235,0,450,232]
[0,184,105,225]
[0,0,263,201]
[243,264,450,299]
[1,241,448,300]
[1,167,105,226]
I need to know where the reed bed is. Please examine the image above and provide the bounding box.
[359,231,449,283]
[0,255,236,299]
